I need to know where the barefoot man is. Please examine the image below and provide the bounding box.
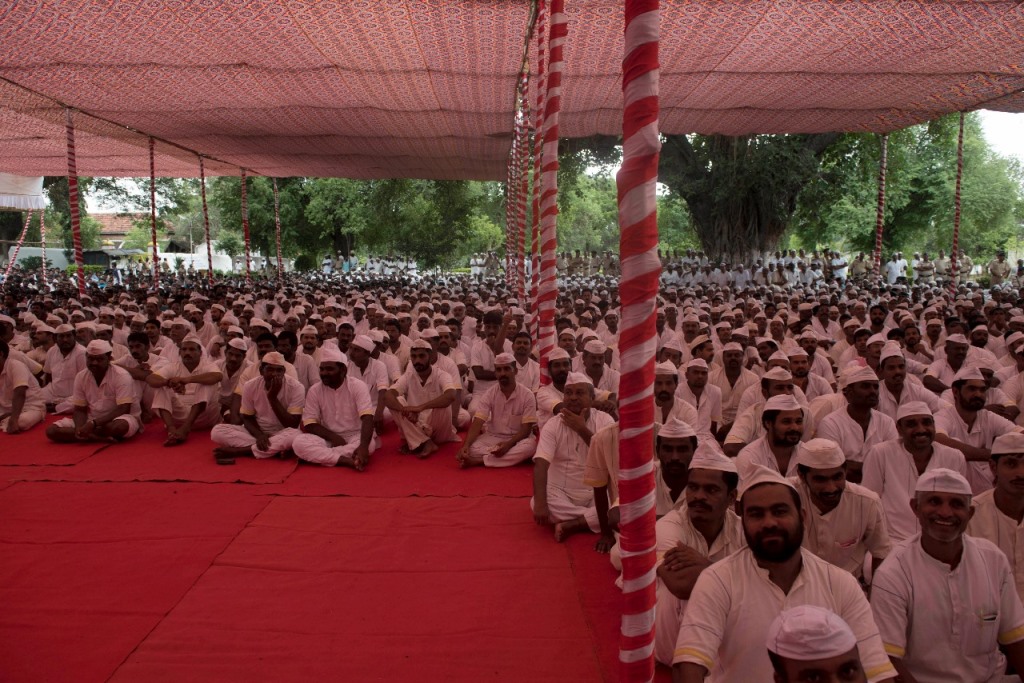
[532,372,614,542]
[384,339,460,458]
[456,352,537,468]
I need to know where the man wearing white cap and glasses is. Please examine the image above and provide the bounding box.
[653,444,742,666]
[209,351,304,464]
[967,432,1024,602]
[532,372,614,542]
[861,401,968,543]
[791,438,891,582]
[456,352,537,469]
[673,464,895,682]
[871,468,1024,683]
[766,605,868,683]
[817,364,898,484]
[45,340,141,443]
[292,346,375,470]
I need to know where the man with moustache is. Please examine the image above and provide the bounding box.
[456,352,537,468]
[39,323,87,413]
[967,432,1024,602]
[536,347,571,431]
[148,334,223,446]
[292,346,375,470]
[672,465,895,682]
[736,394,806,478]
[862,402,969,543]
[653,361,700,434]
[817,365,898,484]
[653,445,743,666]
[791,438,891,582]
[871,468,1024,683]
[384,340,460,458]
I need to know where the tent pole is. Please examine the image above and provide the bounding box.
[40,211,47,290]
[950,112,965,293]
[65,109,87,298]
[617,1,661,679]
[240,169,252,286]
[530,0,547,341]
[872,133,888,282]
[149,137,160,287]
[273,178,283,280]
[198,156,214,286]
[3,209,33,282]
[536,0,565,384]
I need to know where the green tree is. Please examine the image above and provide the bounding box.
[216,231,245,267]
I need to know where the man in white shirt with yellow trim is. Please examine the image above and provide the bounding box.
[968,432,1024,603]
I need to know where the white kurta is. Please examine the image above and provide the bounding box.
[934,404,1022,493]
[470,381,537,467]
[675,547,896,682]
[871,535,1024,683]
[816,408,899,463]
[0,357,45,431]
[968,488,1024,603]
[293,377,376,466]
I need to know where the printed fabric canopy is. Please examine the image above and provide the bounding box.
[0,0,1022,180]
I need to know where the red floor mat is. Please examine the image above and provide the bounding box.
[265,428,533,498]
[110,496,605,682]
[0,482,270,683]
[7,424,298,485]
[0,415,103,465]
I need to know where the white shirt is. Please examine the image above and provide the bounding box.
[968,488,1024,603]
[708,366,759,425]
[876,379,944,421]
[535,383,564,432]
[675,547,895,682]
[737,436,799,479]
[816,408,898,463]
[515,357,540,392]
[0,356,44,413]
[675,381,722,440]
[239,374,305,434]
[70,364,139,418]
[934,404,1022,493]
[347,357,390,406]
[43,344,87,401]
[792,478,891,578]
[861,438,969,543]
[301,377,373,436]
[871,534,1024,683]
[535,409,614,500]
[473,381,537,438]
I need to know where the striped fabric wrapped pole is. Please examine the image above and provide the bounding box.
[950,112,965,293]
[616,1,661,679]
[149,137,160,287]
[64,108,86,298]
[3,209,33,281]
[273,178,284,280]
[40,211,47,290]
[516,113,530,301]
[872,133,888,281]
[198,156,214,286]
[530,0,547,341]
[536,0,565,384]
[240,169,252,286]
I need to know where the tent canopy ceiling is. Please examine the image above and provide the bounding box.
[0,0,1022,180]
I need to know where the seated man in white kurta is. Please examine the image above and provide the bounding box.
[210,351,304,462]
[148,334,222,446]
[532,372,614,543]
[384,340,460,458]
[871,468,1024,683]
[45,340,142,443]
[0,339,46,433]
[292,345,375,470]
[456,352,537,468]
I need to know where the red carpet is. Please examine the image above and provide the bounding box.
[0,424,625,682]
[0,416,103,465]
[0,482,270,683]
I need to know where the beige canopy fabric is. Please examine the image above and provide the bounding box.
[0,0,1021,179]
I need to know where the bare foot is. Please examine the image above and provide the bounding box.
[415,440,439,459]
[399,442,411,454]
[459,453,484,468]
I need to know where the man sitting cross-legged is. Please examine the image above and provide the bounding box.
[292,346,376,470]
[147,334,223,446]
[46,340,142,443]
[456,352,537,468]
[0,339,46,434]
[210,351,304,463]
[532,372,615,542]
[384,339,460,458]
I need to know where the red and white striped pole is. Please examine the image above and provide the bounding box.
[950,113,965,294]
[872,133,888,282]
[536,0,565,384]
[516,115,529,301]
[240,169,252,286]
[40,211,47,290]
[149,137,160,287]
[273,178,284,280]
[3,209,33,281]
[65,108,86,298]
[198,156,214,286]
[616,1,661,679]
[530,0,547,341]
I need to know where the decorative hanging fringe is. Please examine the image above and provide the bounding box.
[198,155,214,286]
